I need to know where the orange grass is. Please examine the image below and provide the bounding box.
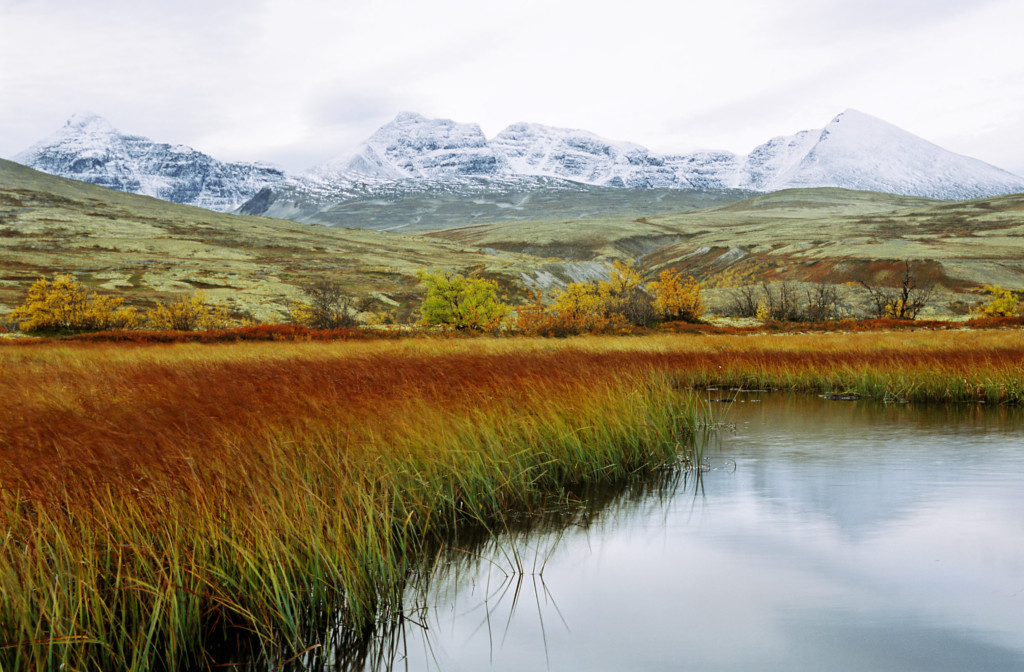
[2,330,1023,670]
[0,338,704,671]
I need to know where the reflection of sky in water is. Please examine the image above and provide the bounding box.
[378,396,1024,672]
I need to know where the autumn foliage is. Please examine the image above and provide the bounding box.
[288,279,357,329]
[9,275,237,334]
[514,290,630,336]
[516,260,691,335]
[10,274,139,333]
[417,270,509,330]
[647,270,705,322]
[972,284,1022,317]
[145,291,231,331]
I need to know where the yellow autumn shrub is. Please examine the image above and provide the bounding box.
[972,285,1021,317]
[516,290,627,336]
[146,292,231,331]
[647,270,705,322]
[520,260,656,334]
[10,275,138,333]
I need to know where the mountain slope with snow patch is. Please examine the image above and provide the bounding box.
[306,112,509,184]
[13,113,285,211]
[766,109,1024,200]
[12,110,1024,216]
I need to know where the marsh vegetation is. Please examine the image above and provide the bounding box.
[355,394,1024,672]
[0,338,706,671]
[3,330,1024,669]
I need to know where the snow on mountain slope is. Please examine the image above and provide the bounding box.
[474,122,748,190]
[306,116,748,191]
[13,113,285,211]
[13,110,1024,215]
[490,122,689,188]
[741,128,820,190]
[768,110,1024,199]
[306,112,509,184]
[305,110,1024,200]
[669,150,746,190]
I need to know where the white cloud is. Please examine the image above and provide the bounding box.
[0,0,1021,174]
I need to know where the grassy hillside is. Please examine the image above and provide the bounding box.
[0,160,538,321]
[240,179,753,232]
[4,158,1022,323]
[431,187,1024,292]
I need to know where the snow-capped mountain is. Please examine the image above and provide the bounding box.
[13,110,1024,217]
[306,115,748,191]
[299,109,1024,201]
[305,112,508,184]
[751,109,1024,199]
[741,129,820,191]
[489,122,691,188]
[13,113,285,211]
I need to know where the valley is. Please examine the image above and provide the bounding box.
[0,159,537,322]
[3,157,1023,326]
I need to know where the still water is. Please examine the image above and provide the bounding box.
[368,394,1024,672]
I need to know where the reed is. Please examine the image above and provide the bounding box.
[2,329,1022,670]
[656,330,1024,403]
[0,339,705,671]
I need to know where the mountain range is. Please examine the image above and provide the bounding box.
[10,110,1024,218]
[13,113,286,212]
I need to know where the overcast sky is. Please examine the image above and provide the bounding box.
[1,0,1022,175]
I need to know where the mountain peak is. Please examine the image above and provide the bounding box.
[308,112,502,182]
[365,112,489,151]
[15,114,284,211]
[768,109,1024,198]
[390,111,429,124]
[823,108,904,136]
[832,108,874,122]
[64,112,117,134]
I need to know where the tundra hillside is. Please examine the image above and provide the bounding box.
[4,159,1024,325]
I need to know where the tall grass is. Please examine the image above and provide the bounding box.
[651,330,1024,403]
[0,340,705,671]
[2,330,1022,670]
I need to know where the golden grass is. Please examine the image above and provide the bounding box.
[2,329,1023,670]
[0,337,704,670]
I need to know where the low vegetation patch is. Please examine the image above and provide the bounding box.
[972,284,1024,318]
[9,257,1023,339]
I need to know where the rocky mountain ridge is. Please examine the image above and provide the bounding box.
[11,110,1024,214]
[299,109,1024,200]
[13,113,286,212]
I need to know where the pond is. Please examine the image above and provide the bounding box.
[333,393,1024,672]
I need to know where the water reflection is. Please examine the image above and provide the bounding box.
[233,396,1024,671]
[219,470,702,671]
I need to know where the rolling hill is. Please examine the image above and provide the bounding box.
[0,159,537,322]
[3,157,1023,324]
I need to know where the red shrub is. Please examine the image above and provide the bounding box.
[65,324,383,344]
